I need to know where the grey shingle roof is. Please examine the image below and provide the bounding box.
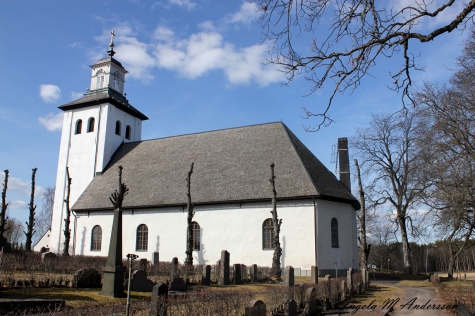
[58,88,148,120]
[93,57,124,69]
[72,122,360,211]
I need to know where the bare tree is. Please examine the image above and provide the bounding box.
[34,186,54,245]
[184,162,195,267]
[62,167,72,256]
[269,163,283,277]
[255,0,475,130]
[354,159,371,270]
[0,170,9,251]
[413,28,475,277]
[4,218,25,247]
[24,168,37,250]
[353,111,429,273]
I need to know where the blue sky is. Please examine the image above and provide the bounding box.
[0,0,469,229]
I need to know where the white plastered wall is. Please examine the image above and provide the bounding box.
[316,199,358,271]
[49,104,142,253]
[75,200,318,268]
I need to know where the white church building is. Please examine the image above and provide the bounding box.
[36,40,360,276]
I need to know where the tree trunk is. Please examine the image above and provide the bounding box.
[354,159,371,269]
[270,163,282,278]
[184,163,195,268]
[0,170,9,251]
[24,168,37,250]
[62,167,72,256]
[398,215,412,274]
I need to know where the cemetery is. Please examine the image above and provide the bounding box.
[0,248,373,315]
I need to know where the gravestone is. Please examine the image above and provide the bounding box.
[73,267,101,288]
[341,280,347,300]
[139,258,148,271]
[304,287,317,315]
[124,270,154,292]
[251,264,258,282]
[310,266,318,283]
[234,264,242,285]
[285,266,294,287]
[294,267,301,277]
[170,257,179,279]
[150,283,168,316]
[41,252,57,262]
[245,299,266,316]
[153,252,159,266]
[357,282,362,294]
[324,275,331,281]
[169,277,186,292]
[219,250,230,285]
[284,299,297,316]
[361,268,367,291]
[241,264,247,282]
[201,265,211,286]
[347,268,353,294]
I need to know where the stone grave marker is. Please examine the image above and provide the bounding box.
[124,270,154,292]
[324,275,331,281]
[139,258,148,271]
[310,266,318,283]
[150,282,168,316]
[361,268,367,290]
[341,280,347,300]
[170,257,179,279]
[41,252,57,262]
[201,265,211,286]
[304,287,317,315]
[251,264,258,282]
[234,264,242,284]
[245,299,266,316]
[169,277,186,292]
[219,250,230,285]
[285,266,294,287]
[347,268,353,294]
[241,264,247,282]
[153,252,159,266]
[284,299,297,316]
[73,267,101,288]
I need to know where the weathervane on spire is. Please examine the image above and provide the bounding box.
[107,30,116,57]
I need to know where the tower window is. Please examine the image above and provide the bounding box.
[125,125,131,140]
[115,121,121,136]
[136,224,148,251]
[331,218,339,248]
[191,221,200,251]
[75,119,82,134]
[95,70,105,89]
[262,218,274,250]
[91,225,102,251]
[87,117,95,133]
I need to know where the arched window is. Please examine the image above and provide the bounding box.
[96,70,105,89]
[87,117,95,133]
[115,120,121,136]
[75,119,82,134]
[191,221,200,251]
[91,225,102,251]
[262,218,274,250]
[331,218,339,248]
[112,72,121,90]
[125,125,131,140]
[136,224,148,251]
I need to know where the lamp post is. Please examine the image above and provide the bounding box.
[126,253,139,316]
[425,245,437,275]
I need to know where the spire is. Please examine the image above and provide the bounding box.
[107,30,116,57]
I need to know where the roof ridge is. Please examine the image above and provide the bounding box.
[137,121,285,143]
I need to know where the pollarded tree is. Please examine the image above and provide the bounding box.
[354,159,371,270]
[255,0,475,130]
[184,162,195,268]
[24,167,38,250]
[62,167,72,256]
[269,163,283,277]
[0,170,9,252]
[353,111,429,273]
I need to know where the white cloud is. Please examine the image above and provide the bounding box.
[226,2,260,24]
[154,30,283,86]
[70,91,83,100]
[0,173,45,199]
[9,200,28,210]
[168,0,196,10]
[39,84,61,103]
[153,27,175,42]
[39,112,63,131]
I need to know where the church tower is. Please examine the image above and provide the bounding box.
[48,32,148,253]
